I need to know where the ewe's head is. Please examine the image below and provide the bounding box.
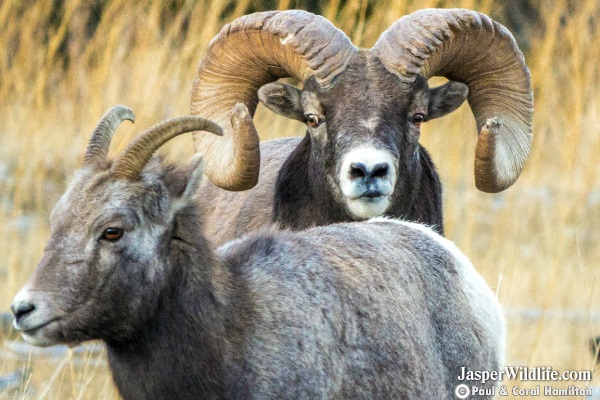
[192,9,533,219]
[11,106,222,347]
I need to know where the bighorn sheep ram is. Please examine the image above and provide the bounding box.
[193,8,533,244]
[12,108,505,399]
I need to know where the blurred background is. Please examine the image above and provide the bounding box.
[1,0,599,398]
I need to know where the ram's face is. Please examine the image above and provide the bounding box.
[259,53,468,220]
[11,169,171,347]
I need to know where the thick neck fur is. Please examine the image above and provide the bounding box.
[273,136,444,234]
[273,134,349,229]
[406,146,444,234]
[106,204,230,400]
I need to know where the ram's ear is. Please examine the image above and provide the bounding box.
[179,154,205,204]
[258,82,305,121]
[428,81,469,120]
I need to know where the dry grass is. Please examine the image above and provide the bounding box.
[1,0,599,398]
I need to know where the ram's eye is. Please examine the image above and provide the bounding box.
[413,113,425,127]
[306,114,322,128]
[101,227,124,242]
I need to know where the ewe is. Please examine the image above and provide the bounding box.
[12,108,504,399]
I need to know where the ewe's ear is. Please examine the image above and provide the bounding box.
[428,81,469,120]
[258,82,305,121]
[179,154,205,203]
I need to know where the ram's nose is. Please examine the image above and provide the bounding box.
[349,162,390,182]
[340,147,397,204]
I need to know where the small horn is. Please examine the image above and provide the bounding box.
[84,105,135,167]
[372,9,533,192]
[112,117,222,180]
[192,10,356,191]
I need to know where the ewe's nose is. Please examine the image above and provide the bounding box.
[349,162,390,181]
[11,298,35,324]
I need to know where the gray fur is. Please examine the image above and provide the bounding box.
[12,146,504,399]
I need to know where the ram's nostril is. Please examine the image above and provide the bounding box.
[370,163,389,179]
[350,162,368,179]
[349,162,390,181]
[11,301,35,320]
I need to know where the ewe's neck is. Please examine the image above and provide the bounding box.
[106,236,229,400]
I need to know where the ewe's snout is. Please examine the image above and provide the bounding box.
[11,297,35,325]
[340,147,397,219]
[10,287,61,347]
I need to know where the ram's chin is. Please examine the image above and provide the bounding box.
[346,197,390,220]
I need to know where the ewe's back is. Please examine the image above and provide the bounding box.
[218,218,504,399]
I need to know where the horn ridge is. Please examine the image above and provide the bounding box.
[372,8,533,193]
[191,10,356,191]
[84,105,135,168]
[112,116,222,180]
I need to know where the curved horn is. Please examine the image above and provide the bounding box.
[84,105,135,167]
[112,117,223,180]
[372,8,533,193]
[191,10,356,191]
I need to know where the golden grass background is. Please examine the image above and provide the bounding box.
[1,0,599,398]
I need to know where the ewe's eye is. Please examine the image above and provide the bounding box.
[306,114,322,128]
[413,113,425,128]
[101,227,124,242]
